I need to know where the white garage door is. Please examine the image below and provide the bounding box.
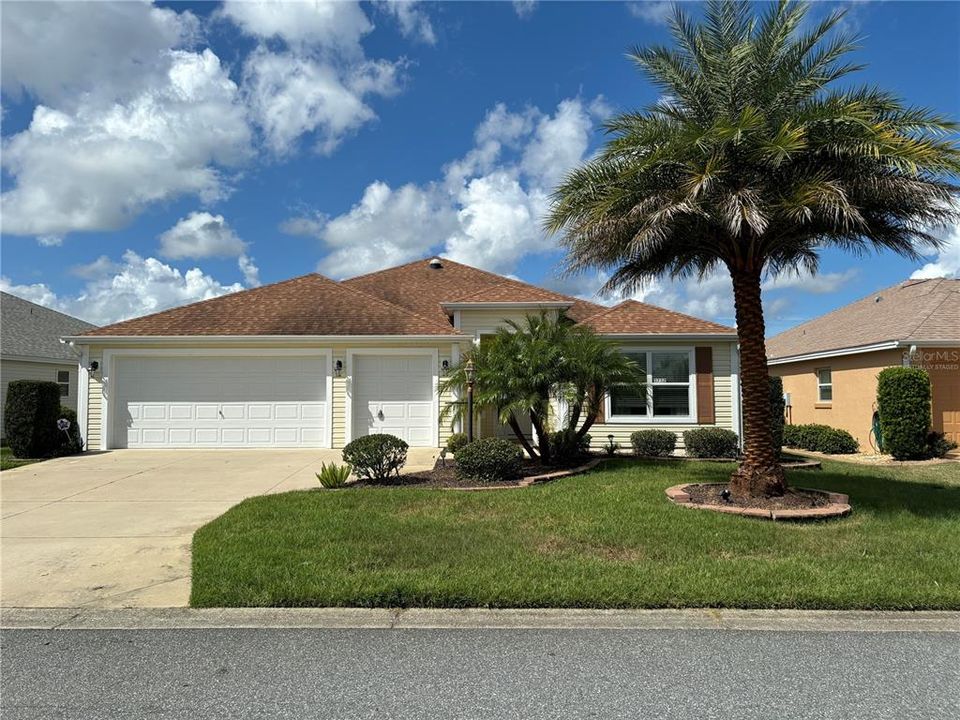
[352,355,435,446]
[112,356,328,448]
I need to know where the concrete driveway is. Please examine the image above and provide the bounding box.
[1,448,438,609]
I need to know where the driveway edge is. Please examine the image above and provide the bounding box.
[3,607,959,632]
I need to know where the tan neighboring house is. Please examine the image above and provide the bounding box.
[767,278,960,449]
[60,258,740,453]
[1,292,96,433]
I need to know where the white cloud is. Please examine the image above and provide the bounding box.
[376,1,436,45]
[0,251,245,326]
[37,235,63,247]
[911,225,960,279]
[627,1,673,26]
[521,98,595,188]
[158,211,247,260]
[238,254,261,287]
[512,1,538,19]
[219,0,372,54]
[763,268,859,294]
[279,215,327,238]
[1,49,252,237]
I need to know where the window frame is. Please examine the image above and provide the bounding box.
[605,347,697,424]
[56,369,70,398]
[816,367,832,404]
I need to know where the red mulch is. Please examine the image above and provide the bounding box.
[684,483,831,510]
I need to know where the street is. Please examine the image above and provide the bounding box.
[3,627,958,719]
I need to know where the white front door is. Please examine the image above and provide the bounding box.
[112,355,328,448]
[352,354,435,446]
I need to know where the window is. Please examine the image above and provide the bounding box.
[57,370,70,398]
[817,367,832,403]
[608,349,694,421]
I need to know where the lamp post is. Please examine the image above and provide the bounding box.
[465,359,475,443]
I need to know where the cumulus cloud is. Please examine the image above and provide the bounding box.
[219,0,372,54]
[0,251,245,326]
[238,254,261,287]
[375,1,436,44]
[763,268,859,294]
[512,1,538,19]
[158,211,247,260]
[1,49,252,238]
[627,1,673,25]
[911,224,960,279]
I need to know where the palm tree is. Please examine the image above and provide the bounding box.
[546,0,959,498]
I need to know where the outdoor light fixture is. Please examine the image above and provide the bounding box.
[88,361,99,373]
[334,360,343,377]
[465,359,476,442]
[441,359,450,374]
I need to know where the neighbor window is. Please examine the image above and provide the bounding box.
[57,370,70,398]
[817,367,832,402]
[608,349,693,421]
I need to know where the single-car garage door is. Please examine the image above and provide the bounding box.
[111,355,328,448]
[352,355,435,446]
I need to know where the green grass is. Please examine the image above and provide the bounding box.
[0,446,41,471]
[191,458,960,609]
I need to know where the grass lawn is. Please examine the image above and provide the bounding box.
[0,446,42,471]
[191,458,960,610]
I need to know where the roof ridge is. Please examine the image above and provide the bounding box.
[447,279,572,304]
[330,276,462,334]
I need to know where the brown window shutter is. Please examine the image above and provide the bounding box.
[695,347,715,424]
[593,386,605,424]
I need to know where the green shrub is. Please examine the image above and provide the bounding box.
[630,429,676,457]
[446,432,470,454]
[3,380,61,458]
[53,406,84,456]
[342,434,408,482]
[877,367,931,460]
[316,462,352,489]
[769,375,785,450]
[549,429,591,462]
[782,423,858,454]
[683,427,739,458]
[926,432,958,459]
[455,437,523,483]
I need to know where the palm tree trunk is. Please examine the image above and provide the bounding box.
[729,267,787,498]
[507,412,539,459]
[575,385,603,440]
[530,410,552,464]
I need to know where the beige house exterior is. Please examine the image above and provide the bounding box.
[768,279,960,449]
[63,259,741,453]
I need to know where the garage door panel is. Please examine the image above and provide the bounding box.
[113,356,329,448]
[352,355,435,447]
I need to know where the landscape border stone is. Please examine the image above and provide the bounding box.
[665,482,851,521]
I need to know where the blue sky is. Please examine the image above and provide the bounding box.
[1,0,958,334]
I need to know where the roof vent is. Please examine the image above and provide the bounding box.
[875,295,882,303]
[428,257,443,269]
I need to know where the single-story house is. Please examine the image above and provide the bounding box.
[767,278,960,448]
[1,292,96,432]
[61,258,741,452]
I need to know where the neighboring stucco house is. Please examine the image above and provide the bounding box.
[1,292,96,432]
[767,278,960,448]
[61,258,740,453]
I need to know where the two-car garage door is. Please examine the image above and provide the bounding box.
[112,356,328,448]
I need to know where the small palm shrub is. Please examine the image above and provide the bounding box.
[877,367,932,459]
[455,437,523,483]
[782,424,859,454]
[630,429,676,457]
[342,434,408,483]
[549,429,591,463]
[4,380,61,458]
[316,462,352,489]
[446,432,470,454]
[683,428,739,458]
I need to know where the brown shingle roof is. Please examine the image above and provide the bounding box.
[577,299,736,335]
[343,257,603,323]
[445,280,574,305]
[79,274,460,337]
[766,278,960,360]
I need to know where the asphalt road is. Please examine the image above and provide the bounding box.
[2,628,958,719]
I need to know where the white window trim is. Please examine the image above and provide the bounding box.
[817,367,833,403]
[100,347,333,450]
[56,369,70,398]
[344,347,440,448]
[604,346,698,424]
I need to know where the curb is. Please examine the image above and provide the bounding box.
[2,607,959,632]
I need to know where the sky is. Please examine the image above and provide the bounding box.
[1,0,958,336]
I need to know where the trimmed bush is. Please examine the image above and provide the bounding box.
[769,375,785,450]
[782,423,858,454]
[3,380,61,458]
[342,434,408,482]
[683,427,739,458]
[630,429,676,457]
[316,462,352,489]
[926,432,958,459]
[446,432,470,454]
[549,429,591,463]
[877,367,931,460]
[53,406,84,456]
[455,437,523,483]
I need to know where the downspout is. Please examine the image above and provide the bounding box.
[60,339,89,452]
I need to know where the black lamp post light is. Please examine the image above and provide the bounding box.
[465,359,475,443]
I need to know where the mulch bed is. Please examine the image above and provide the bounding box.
[353,457,587,489]
[683,483,831,510]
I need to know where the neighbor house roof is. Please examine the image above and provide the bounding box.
[578,299,737,336]
[1,292,96,361]
[343,257,603,323]
[77,274,460,338]
[766,278,960,361]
